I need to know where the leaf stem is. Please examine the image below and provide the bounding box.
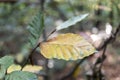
[21,43,41,68]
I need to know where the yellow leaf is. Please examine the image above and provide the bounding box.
[22,65,42,73]
[7,64,21,74]
[40,33,96,60]
[73,66,81,78]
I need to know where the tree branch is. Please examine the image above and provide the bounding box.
[92,24,120,80]
[97,24,120,51]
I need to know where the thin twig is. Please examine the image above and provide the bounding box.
[47,29,56,38]
[98,46,107,80]
[92,46,107,80]
[94,24,120,67]
[92,24,120,80]
[21,43,41,68]
[97,25,120,51]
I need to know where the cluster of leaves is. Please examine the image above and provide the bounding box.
[28,12,96,60]
[0,11,96,80]
[0,1,120,80]
[1,0,119,58]
[0,56,38,80]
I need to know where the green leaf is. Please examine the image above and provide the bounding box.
[56,13,89,31]
[0,56,14,68]
[5,71,38,80]
[0,65,6,79]
[28,11,44,46]
[0,56,14,79]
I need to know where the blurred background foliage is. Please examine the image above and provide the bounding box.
[0,0,120,80]
[0,0,120,54]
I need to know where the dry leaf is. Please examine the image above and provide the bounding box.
[22,65,42,73]
[7,64,21,74]
[40,33,96,60]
